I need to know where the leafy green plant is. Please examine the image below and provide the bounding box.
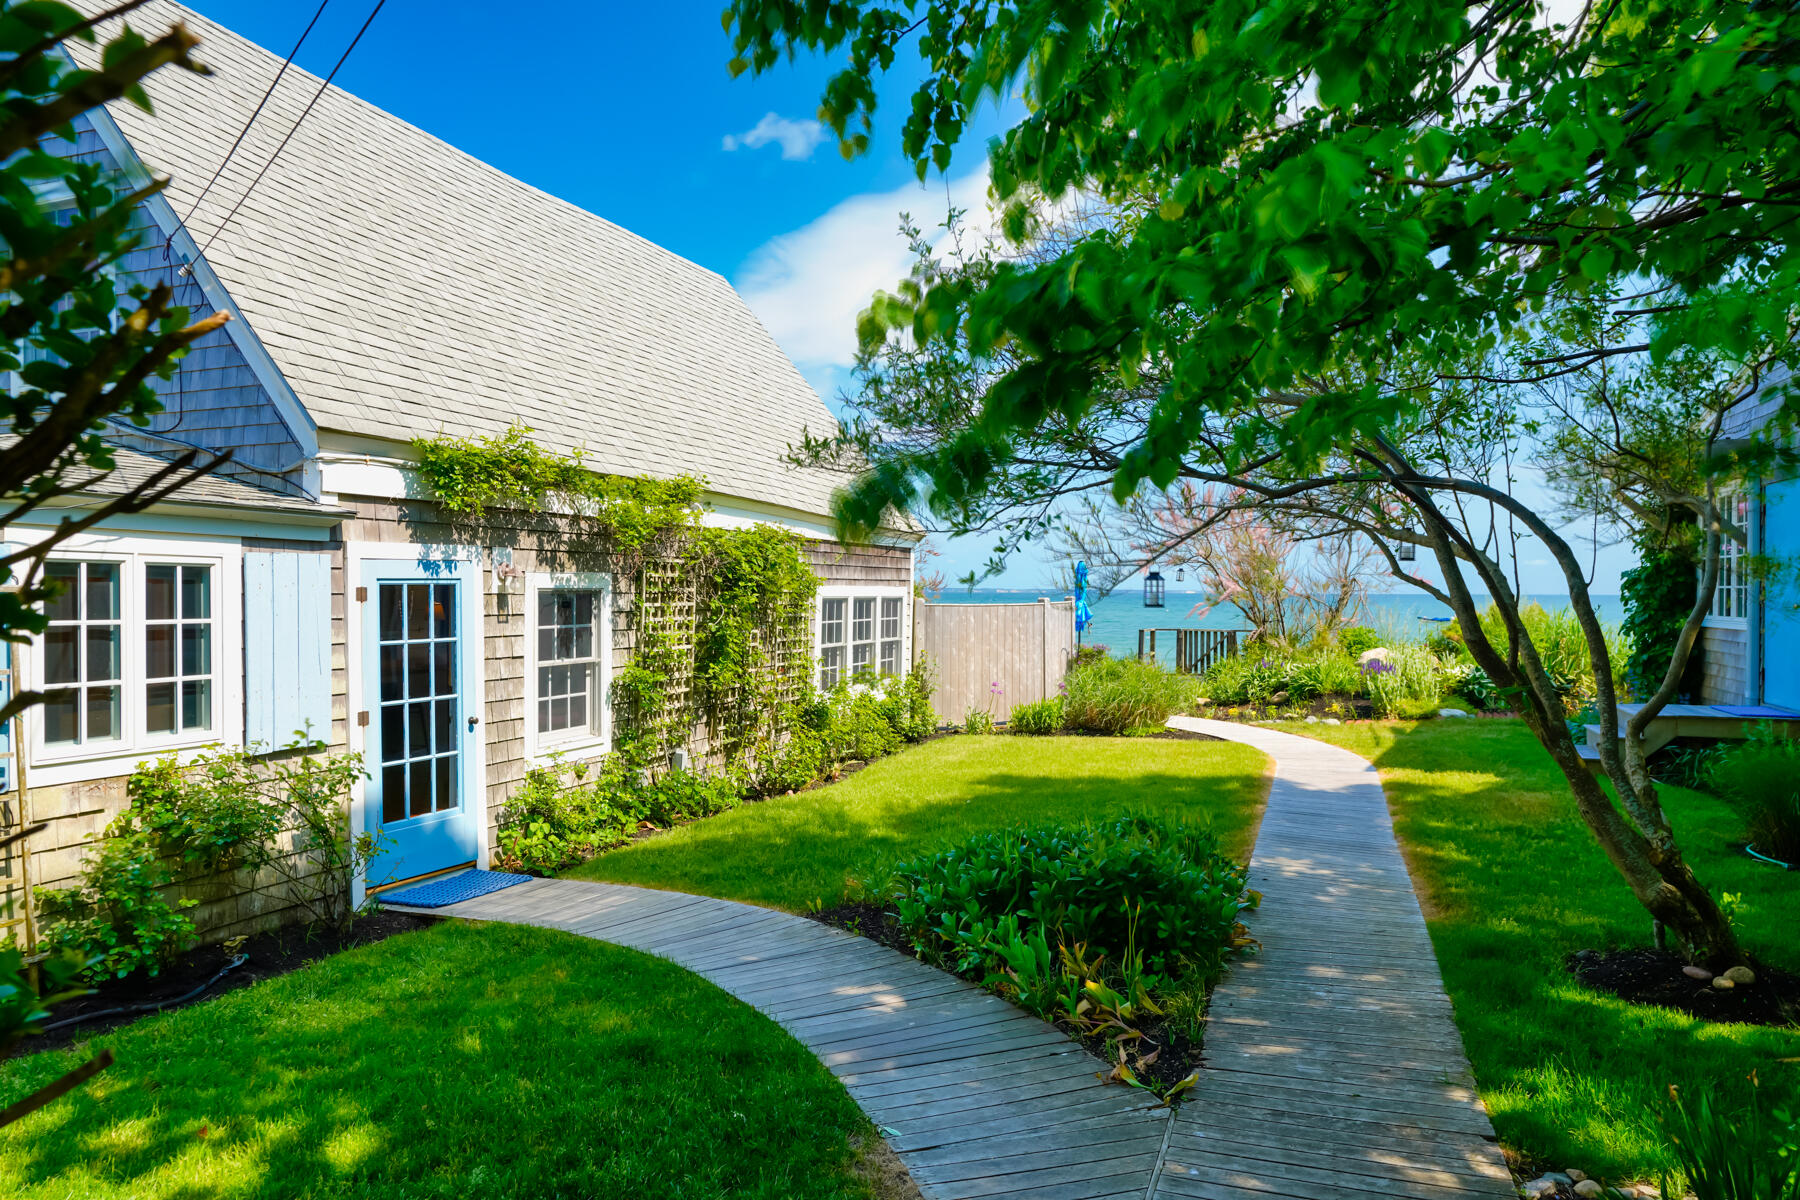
[1707,727,1800,862]
[1008,697,1063,734]
[1656,1077,1800,1200]
[964,709,996,735]
[1337,627,1381,657]
[1064,656,1200,733]
[38,827,198,981]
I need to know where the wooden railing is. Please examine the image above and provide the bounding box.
[1136,627,1246,674]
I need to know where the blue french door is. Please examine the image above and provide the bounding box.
[362,557,482,885]
[1766,479,1800,711]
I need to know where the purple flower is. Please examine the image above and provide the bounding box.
[989,680,1005,695]
[1257,659,1273,669]
[1361,659,1393,675]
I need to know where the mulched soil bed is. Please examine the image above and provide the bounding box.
[1567,947,1800,1026]
[808,902,1204,1096]
[14,909,438,1058]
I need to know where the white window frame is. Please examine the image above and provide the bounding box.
[814,584,910,691]
[523,570,612,764]
[20,531,243,787]
[1705,492,1750,629]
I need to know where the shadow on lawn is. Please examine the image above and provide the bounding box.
[1349,719,1799,1180]
[0,922,875,1200]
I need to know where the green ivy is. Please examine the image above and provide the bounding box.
[413,424,704,551]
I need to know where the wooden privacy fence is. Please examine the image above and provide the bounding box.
[1137,627,1245,674]
[914,598,1076,724]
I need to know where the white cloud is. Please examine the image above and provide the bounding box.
[735,165,994,374]
[722,112,829,161]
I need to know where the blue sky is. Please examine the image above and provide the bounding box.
[177,1,1631,595]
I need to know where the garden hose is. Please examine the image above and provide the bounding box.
[1744,844,1794,870]
[42,953,250,1032]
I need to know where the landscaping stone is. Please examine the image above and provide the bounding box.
[1438,707,1470,717]
[1568,1170,1588,1182]
[1712,975,1736,989]
[1305,715,1320,724]
[1545,1173,1574,1187]
[1522,1179,1558,1199]
[1681,965,1714,981]
[1723,965,1756,986]
[1574,1181,1604,1198]
[1322,717,1343,725]
[1357,647,1391,665]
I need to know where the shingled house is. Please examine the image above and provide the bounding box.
[5,1,916,929]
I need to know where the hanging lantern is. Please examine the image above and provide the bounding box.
[1176,567,1185,583]
[1144,569,1166,608]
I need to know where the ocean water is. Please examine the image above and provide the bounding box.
[928,588,1625,657]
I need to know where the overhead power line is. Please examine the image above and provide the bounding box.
[194,0,389,260]
[180,0,333,225]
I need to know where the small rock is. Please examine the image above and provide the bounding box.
[1545,1174,1574,1187]
[1522,1180,1557,1199]
[1574,1181,1603,1198]
[1322,717,1342,725]
[1568,1170,1588,1183]
[1271,690,1288,703]
[1305,715,1320,724]
[1681,965,1714,981]
[1438,707,1469,717]
[1357,647,1391,665]
[1712,975,1736,990]
[1723,965,1756,986]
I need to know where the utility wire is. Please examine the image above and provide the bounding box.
[180,0,333,226]
[194,0,388,260]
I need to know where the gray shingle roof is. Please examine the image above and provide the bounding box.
[72,1,855,521]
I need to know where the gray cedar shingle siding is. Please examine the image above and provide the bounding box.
[71,0,868,523]
[48,116,311,495]
[1697,625,1749,704]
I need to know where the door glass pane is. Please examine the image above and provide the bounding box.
[409,760,432,817]
[381,705,404,760]
[435,755,456,811]
[406,584,429,639]
[407,644,430,697]
[380,584,404,641]
[382,764,406,823]
[433,585,452,638]
[408,700,431,755]
[435,698,455,753]
[380,645,403,702]
[433,641,454,695]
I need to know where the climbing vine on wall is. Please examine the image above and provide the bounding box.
[413,425,820,775]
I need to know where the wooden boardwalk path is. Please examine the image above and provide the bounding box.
[1156,717,1514,1200]
[392,718,1513,1199]
[390,875,1172,1199]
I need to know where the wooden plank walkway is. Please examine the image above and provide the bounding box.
[1155,717,1514,1200]
[388,875,1171,1199]
[389,717,1514,1199]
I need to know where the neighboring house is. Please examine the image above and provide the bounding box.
[1695,366,1799,711]
[3,2,916,935]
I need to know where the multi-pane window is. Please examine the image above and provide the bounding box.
[376,582,460,823]
[818,593,906,689]
[145,564,212,735]
[537,589,599,740]
[819,598,846,689]
[1709,493,1750,620]
[42,561,122,746]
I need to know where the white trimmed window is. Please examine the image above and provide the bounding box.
[29,538,239,778]
[817,588,908,690]
[524,572,611,760]
[1708,493,1750,623]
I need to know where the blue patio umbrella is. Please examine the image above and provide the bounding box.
[1073,562,1092,642]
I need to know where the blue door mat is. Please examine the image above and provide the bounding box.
[381,869,533,908]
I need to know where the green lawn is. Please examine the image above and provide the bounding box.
[568,734,1272,909]
[0,921,886,1200]
[1290,718,1799,1183]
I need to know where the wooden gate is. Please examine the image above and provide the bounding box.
[913,598,1075,725]
[1137,627,1243,674]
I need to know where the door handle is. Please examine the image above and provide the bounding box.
[467,715,480,729]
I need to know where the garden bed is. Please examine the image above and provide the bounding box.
[1566,948,1800,1027]
[13,909,436,1059]
[808,900,1208,1096]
